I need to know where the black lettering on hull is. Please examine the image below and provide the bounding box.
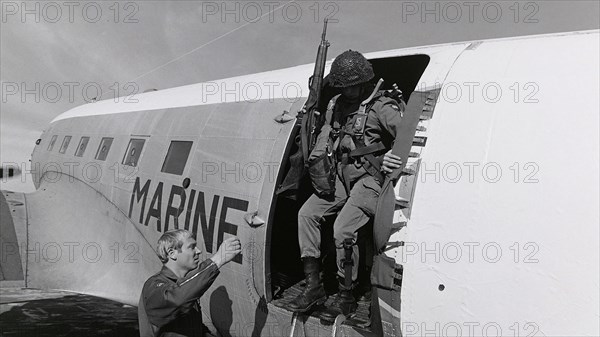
[194,192,220,254]
[165,185,186,231]
[128,177,250,266]
[129,177,150,224]
[146,182,163,231]
[218,197,249,264]
[184,189,197,231]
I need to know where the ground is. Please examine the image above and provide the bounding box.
[0,288,139,336]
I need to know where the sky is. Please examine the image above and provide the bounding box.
[1,0,599,192]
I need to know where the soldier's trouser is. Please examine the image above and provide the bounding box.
[298,175,380,280]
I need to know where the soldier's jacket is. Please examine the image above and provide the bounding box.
[329,92,403,185]
[138,260,219,337]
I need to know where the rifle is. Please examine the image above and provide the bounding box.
[276,19,330,198]
[300,18,330,164]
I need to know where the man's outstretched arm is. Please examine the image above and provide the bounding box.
[143,237,241,327]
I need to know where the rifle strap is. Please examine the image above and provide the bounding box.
[353,78,384,139]
[326,95,339,125]
[328,95,342,153]
[300,112,310,167]
[349,142,386,157]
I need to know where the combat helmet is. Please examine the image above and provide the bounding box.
[328,50,374,88]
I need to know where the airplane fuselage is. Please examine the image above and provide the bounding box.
[22,30,600,336]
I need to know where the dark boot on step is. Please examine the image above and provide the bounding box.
[289,257,327,313]
[319,279,357,322]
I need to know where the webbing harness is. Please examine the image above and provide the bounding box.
[332,79,387,192]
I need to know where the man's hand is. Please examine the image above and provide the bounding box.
[382,150,403,174]
[210,237,241,268]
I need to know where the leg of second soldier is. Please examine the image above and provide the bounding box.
[289,176,347,312]
[297,176,347,259]
[333,175,380,280]
[319,175,380,320]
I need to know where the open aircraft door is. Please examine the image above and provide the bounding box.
[329,45,468,336]
[266,46,469,336]
[362,45,471,337]
[399,32,600,337]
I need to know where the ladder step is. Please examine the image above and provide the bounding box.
[401,167,416,176]
[412,136,427,147]
[395,196,409,208]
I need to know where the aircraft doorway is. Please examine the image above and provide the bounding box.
[266,54,430,330]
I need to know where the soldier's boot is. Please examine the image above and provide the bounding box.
[318,278,357,322]
[319,239,358,322]
[289,257,327,313]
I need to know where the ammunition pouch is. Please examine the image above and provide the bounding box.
[307,124,337,197]
[371,254,403,291]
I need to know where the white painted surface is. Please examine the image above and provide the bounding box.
[51,43,469,123]
[401,31,599,336]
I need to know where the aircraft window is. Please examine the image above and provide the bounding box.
[95,137,114,161]
[122,138,145,167]
[74,137,90,157]
[47,135,58,151]
[59,136,72,154]
[161,141,193,175]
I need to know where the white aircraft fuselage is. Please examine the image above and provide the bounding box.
[9,30,599,336]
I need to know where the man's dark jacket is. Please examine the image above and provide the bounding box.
[138,260,219,336]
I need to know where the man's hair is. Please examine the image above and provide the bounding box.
[156,229,192,263]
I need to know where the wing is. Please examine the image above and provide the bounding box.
[1,177,162,306]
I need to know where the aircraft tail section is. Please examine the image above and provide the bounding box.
[2,176,161,305]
